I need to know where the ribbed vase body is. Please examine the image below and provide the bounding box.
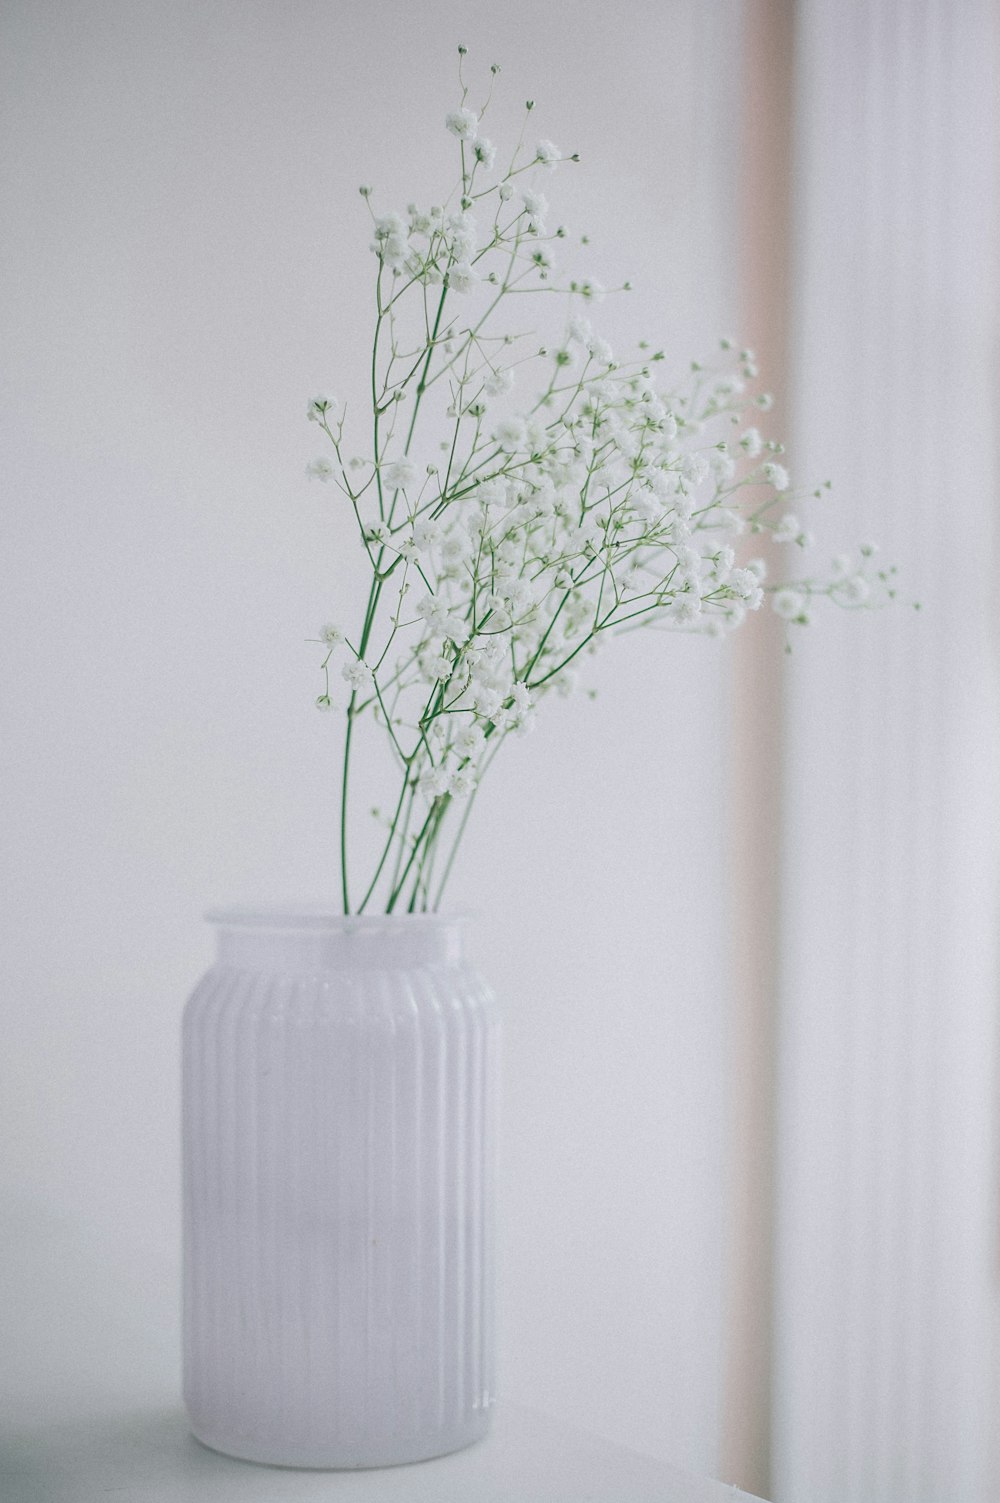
[181,910,498,1468]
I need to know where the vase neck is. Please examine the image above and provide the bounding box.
[206,909,467,972]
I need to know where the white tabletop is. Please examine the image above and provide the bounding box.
[0,1206,768,1503]
[1,1397,766,1503]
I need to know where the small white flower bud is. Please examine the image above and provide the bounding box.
[305,457,334,482]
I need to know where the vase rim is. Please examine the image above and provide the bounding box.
[204,904,473,931]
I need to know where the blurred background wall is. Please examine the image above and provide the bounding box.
[0,0,742,1484]
[2,4,998,1502]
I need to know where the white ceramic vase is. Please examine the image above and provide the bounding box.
[181,908,498,1469]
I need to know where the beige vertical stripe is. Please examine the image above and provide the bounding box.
[719,0,796,1494]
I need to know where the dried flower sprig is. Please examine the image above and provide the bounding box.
[306,55,894,914]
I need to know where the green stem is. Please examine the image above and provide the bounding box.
[386,800,441,913]
[340,571,385,914]
[404,286,449,454]
[431,785,478,910]
[357,764,413,914]
[339,701,355,913]
[387,768,420,901]
[414,797,450,911]
[431,731,505,911]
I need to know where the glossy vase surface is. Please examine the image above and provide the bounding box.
[182,908,498,1468]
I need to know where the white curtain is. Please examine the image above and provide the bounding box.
[772,3,1000,1499]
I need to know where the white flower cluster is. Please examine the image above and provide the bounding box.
[306,59,894,913]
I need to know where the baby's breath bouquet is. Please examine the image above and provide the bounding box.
[307,53,892,917]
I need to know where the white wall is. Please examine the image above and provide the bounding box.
[0,0,744,1474]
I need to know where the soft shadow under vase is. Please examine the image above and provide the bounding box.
[181,909,498,1469]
